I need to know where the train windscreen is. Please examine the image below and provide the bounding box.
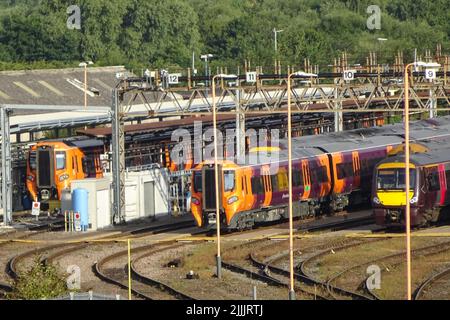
[203,168,216,210]
[377,169,416,190]
[38,150,51,187]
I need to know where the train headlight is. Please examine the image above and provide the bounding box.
[227,196,239,205]
[191,197,200,205]
[59,174,69,182]
[410,196,418,204]
[373,196,381,205]
[41,189,50,200]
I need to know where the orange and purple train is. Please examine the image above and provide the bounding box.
[372,137,450,227]
[191,117,450,230]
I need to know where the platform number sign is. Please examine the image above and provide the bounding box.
[425,69,436,80]
[343,70,356,81]
[246,72,257,83]
[74,212,82,232]
[168,73,180,84]
[31,202,40,216]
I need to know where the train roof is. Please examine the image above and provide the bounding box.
[284,116,450,154]
[234,146,325,167]
[65,139,104,149]
[378,136,450,167]
[35,137,104,149]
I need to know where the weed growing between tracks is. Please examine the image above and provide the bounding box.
[7,256,69,300]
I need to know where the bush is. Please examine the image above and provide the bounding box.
[8,256,69,300]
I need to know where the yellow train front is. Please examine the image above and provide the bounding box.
[372,141,450,227]
[26,139,104,211]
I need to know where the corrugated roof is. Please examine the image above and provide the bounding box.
[0,66,129,107]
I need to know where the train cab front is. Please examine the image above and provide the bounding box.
[190,162,240,230]
[372,161,420,227]
[27,144,70,211]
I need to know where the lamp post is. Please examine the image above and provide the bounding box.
[403,61,440,300]
[212,73,238,279]
[201,54,214,88]
[79,61,94,110]
[377,38,387,64]
[273,28,284,54]
[287,71,317,300]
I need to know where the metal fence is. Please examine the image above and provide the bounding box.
[53,291,122,300]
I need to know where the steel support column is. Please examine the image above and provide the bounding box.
[429,88,437,119]
[111,89,126,224]
[1,107,12,226]
[235,85,245,162]
[334,82,343,132]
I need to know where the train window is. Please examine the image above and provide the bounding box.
[292,169,303,187]
[270,174,279,191]
[55,152,66,170]
[277,170,288,191]
[251,176,263,194]
[193,171,202,192]
[446,170,450,185]
[224,170,235,192]
[336,162,353,180]
[245,177,249,194]
[29,151,36,170]
[427,171,440,191]
[314,166,328,183]
[82,157,88,177]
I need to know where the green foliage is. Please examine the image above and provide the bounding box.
[0,0,448,70]
[8,256,69,300]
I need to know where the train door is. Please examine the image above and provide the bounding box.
[445,164,450,206]
[318,155,332,198]
[261,165,272,207]
[438,164,447,206]
[352,151,361,190]
[423,166,440,209]
[301,160,311,200]
[333,152,354,194]
[242,167,255,211]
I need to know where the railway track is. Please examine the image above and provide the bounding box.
[0,281,13,298]
[3,220,199,294]
[246,238,364,300]
[0,220,65,243]
[299,238,388,300]
[297,213,375,233]
[414,265,450,300]
[300,236,450,300]
[94,242,195,300]
[352,240,450,300]
[219,213,379,300]
[219,238,324,300]
[6,242,84,280]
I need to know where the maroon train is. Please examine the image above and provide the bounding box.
[191,116,450,230]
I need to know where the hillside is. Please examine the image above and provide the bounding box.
[0,0,448,70]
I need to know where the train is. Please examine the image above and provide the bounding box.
[191,116,450,230]
[373,137,450,227]
[26,138,104,210]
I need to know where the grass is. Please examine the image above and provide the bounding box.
[7,256,69,300]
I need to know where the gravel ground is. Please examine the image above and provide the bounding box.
[134,243,297,300]
[51,242,132,299]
